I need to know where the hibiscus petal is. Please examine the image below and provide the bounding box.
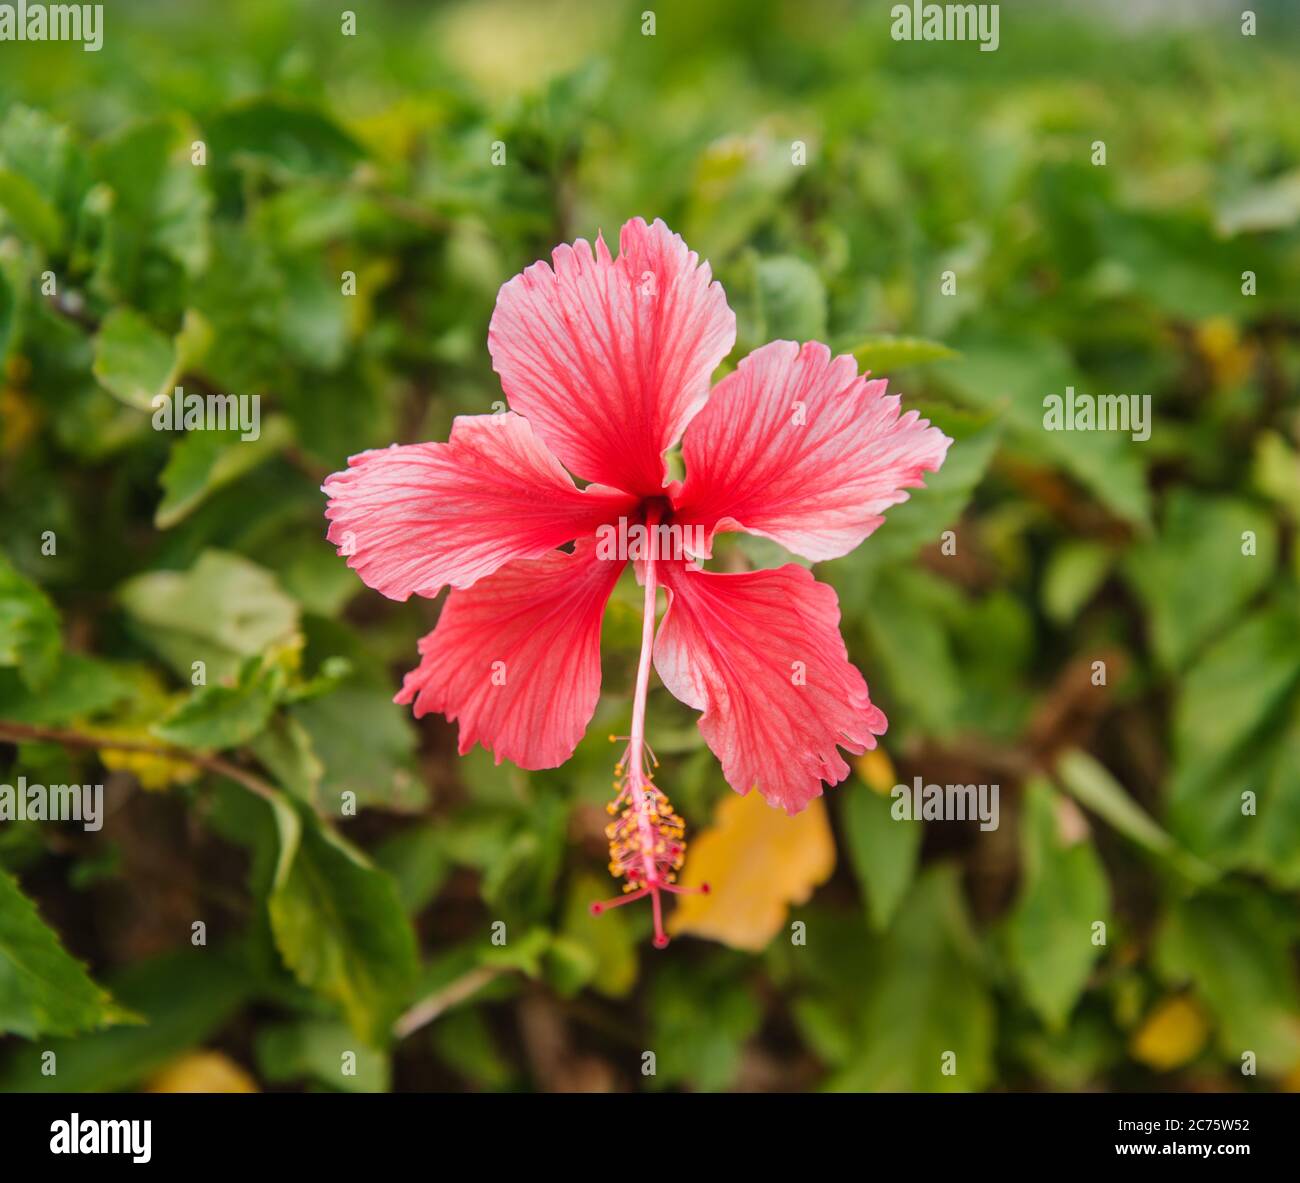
[395,541,625,769]
[323,412,633,601]
[653,561,886,814]
[672,340,951,562]
[488,217,736,497]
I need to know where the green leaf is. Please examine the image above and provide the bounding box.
[289,680,424,813]
[1172,713,1300,889]
[255,1018,390,1092]
[267,536,362,617]
[544,934,599,997]
[92,307,180,411]
[206,99,366,180]
[0,948,249,1091]
[372,824,451,915]
[0,105,79,207]
[155,414,294,528]
[429,1006,515,1090]
[648,958,762,1091]
[768,911,875,1067]
[1154,888,1300,1073]
[248,713,325,805]
[1098,210,1245,320]
[92,117,211,282]
[267,795,418,1047]
[827,867,994,1091]
[1054,749,1217,885]
[481,926,553,977]
[937,332,1151,527]
[1167,603,1300,882]
[187,222,286,392]
[1216,169,1300,236]
[840,785,920,932]
[118,550,300,682]
[1006,780,1109,1030]
[848,334,958,372]
[1124,492,1278,671]
[861,567,962,737]
[151,655,287,751]
[1239,719,1300,887]
[560,871,638,998]
[0,554,60,691]
[0,167,64,251]
[0,653,131,725]
[1252,430,1300,520]
[477,793,568,917]
[1014,1011,1123,1091]
[755,255,827,341]
[0,266,14,364]
[276,254,349,370]
[1169,602,1300,793]
[1042,540,1112,625]
[0,868,132,1038]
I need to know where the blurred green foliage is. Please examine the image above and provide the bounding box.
[1,0,1299,1093]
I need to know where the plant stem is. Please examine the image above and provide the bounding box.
[392,965,505,1039]
[0,719,279,803]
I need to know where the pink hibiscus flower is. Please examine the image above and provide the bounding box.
[323,217,950,947]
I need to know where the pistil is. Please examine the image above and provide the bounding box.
[590,509,707,947]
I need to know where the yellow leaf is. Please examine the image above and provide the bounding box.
[667,791,835,952]
[1130,994,1210,1071]
[1195,316,1255,391]
[4,354,30,383]
[0,385,40,458]
[92,669,200,790]
[98,734,199,791]
[854,747,896,795]
[146,1050,258,1093]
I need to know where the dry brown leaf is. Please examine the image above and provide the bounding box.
[668,790,835,952]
